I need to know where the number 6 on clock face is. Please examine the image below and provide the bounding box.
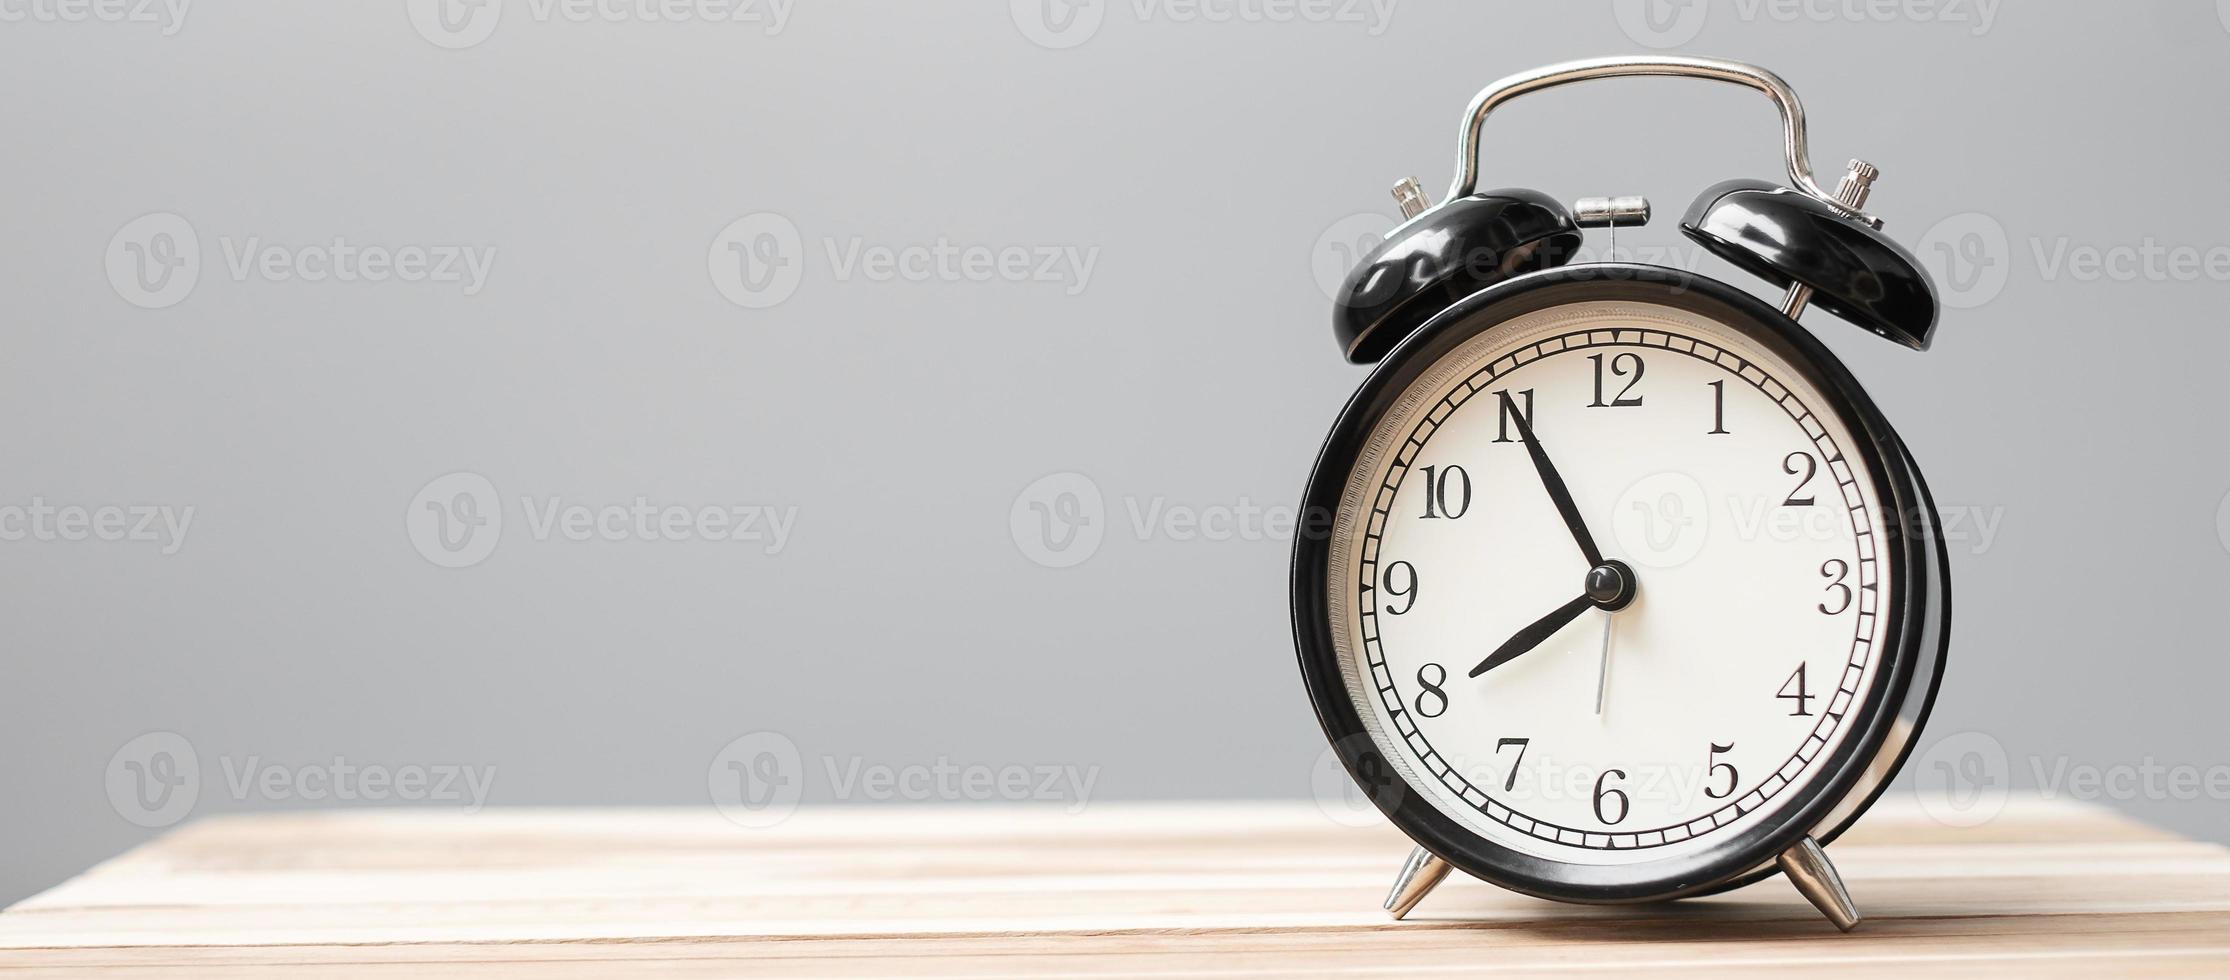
[1294,271,1946,902]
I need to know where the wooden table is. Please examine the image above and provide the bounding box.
[3,798,2226,976]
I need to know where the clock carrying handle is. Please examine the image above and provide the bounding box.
[1443,55,1879,225]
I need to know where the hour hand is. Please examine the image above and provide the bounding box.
[1468,593,1596,678]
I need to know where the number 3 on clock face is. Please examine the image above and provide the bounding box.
[1295,272,1944,901]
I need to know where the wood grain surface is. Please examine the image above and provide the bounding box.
[3,798,2226,977]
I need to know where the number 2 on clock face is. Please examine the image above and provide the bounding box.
[1333,300,1892,861]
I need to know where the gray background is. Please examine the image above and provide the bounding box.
[5,0,2228,906]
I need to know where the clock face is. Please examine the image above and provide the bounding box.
[1324,297,1896,866]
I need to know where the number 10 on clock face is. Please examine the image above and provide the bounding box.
[1328,298,1894,862]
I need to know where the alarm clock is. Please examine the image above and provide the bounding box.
[1292,56,1948,930]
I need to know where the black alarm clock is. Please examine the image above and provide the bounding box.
[1292,56,1948,930]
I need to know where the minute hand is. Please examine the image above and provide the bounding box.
[1500,391,1603,567]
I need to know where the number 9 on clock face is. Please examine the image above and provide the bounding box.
[1294,272,1944,900]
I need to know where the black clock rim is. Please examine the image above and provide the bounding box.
[1290,263,1945,904]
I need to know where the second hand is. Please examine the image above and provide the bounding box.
[1594,611,1614,716]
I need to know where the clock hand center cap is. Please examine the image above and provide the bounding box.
[1585,559,1638,612]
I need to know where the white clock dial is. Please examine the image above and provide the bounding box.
[1327,299,1894,864]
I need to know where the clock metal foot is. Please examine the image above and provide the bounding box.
[1384,846,1452,920]
[1778,835,1861,931]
